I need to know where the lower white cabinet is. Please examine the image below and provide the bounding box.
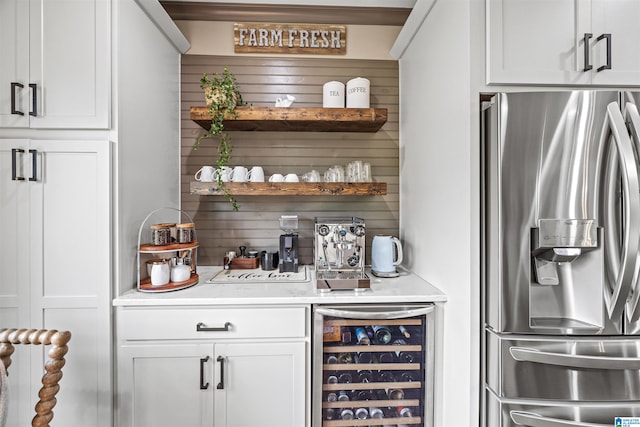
[116,305,309,427]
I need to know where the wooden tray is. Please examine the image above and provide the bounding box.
[230,257,259,269]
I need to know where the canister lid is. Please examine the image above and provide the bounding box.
[150,223,175,229]
[176,223,195,229]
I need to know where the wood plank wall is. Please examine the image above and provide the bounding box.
[181,55,399,266]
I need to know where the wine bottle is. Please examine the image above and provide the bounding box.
[400,371,419,382]
[326,373,338,384]
[393,338,417,363]
[355,407,369,420]
[355,327,371,345]
[324,408,336,420]
[387,388,405,400]
[326,354,338,364]
[326,392,337,402]
[338,372,353,384]
[378,351,396,363]
[357,369,374,383]
[356,389,374,401]
[340,408,354,420]
[337,352,354,363]
[337,390,351,401]
[396,406,413,417]
[378,371,396,382]
[372,325,392,344]
[370,407,384,419]
[399,325,411,339]
[356,351,372,363]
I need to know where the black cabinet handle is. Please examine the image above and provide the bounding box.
[11,82,24,116]
[597,33,612,72]
[29,149,37,181]
[216,355,225,389]
[29,83,37,116]
[196,321,231,332]
[583,33,593,71]
[11,148,25,181]
[199,356,210,390]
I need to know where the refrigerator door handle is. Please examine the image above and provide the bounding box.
[510,346,640,370]
[600,102,640,320]
[622,101,640,322]
[510,410,608,427]
[314,306,434,319]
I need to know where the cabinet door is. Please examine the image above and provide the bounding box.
[487,0,591,85]
[590,0,640,85]
[0,0,29,127]
[28,0,109,128]
[214,341,307,427]
[118,344,214,427]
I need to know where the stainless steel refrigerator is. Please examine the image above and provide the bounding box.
[481,91,640,427]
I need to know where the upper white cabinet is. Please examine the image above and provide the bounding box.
[487,0,640,86]
[0,0,109,128]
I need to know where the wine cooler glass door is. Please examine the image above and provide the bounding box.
[313,304,435,427]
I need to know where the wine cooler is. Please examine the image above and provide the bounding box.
[313,304,436,426]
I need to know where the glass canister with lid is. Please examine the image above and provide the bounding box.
[176,223,195,243]
[150,223,175,245]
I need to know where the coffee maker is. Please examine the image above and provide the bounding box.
[279,215,299,273]
[314,217,370,291]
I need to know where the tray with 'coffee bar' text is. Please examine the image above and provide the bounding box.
[208,266,310,284]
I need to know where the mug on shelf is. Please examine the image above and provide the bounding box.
[213,166,232,183]
[195,166,216,182]
[285,173,299,183]
[248,166,265,182]
[269,173,285,183]
[231,166,249,182]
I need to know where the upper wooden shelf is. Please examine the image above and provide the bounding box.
[190,181,387,196]
[190,106,388,132]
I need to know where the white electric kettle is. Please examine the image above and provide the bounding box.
[371,235,403,277]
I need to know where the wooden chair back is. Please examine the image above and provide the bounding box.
[0,329,71,427]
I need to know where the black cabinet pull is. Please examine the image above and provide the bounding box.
[11,148,25,181]
[29,149,37,181]
[196,321,231,332]
[11,82,24,116]
[597,33,612,72]
[199,356,210,390]
[216,355,225,389]
[583,33,593,71]
[29,83,37,116]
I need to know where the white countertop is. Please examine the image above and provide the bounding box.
[113,266,447,307]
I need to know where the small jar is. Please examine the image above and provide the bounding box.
[176,223,195,243]
[171,258,191,282]
[150,223,175,245]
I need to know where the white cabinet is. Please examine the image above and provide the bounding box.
[0,0,109,128]
[0,138,111,427]
[116,306,309,427]
[487,0,640,86]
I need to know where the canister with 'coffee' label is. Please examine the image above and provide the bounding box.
[346,77,370,108]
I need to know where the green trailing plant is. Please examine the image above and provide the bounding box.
[195,68,244,211]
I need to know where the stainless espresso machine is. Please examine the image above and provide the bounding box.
[314,217,370,291]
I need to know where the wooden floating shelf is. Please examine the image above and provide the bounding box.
[190,181,387,196]
[190,106,388,132]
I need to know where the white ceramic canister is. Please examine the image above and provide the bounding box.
[323,81,345,108]
[346,77,370,108]
[146,258,171,286]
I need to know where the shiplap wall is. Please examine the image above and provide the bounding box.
[181,55,399,266]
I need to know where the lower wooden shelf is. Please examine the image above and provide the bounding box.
[190,181,387,196]
[138,273,199,293]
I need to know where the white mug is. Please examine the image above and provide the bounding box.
[231,166,249,182]
[213,166,232,182]
[195,166,216,182]
[285,173,299,182]
[248,166,265,182]
[269,173,284,183]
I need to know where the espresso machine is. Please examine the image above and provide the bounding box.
[314,217,370,291]
[279,215,299,273]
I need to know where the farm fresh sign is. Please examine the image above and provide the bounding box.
[234,23,346,55]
